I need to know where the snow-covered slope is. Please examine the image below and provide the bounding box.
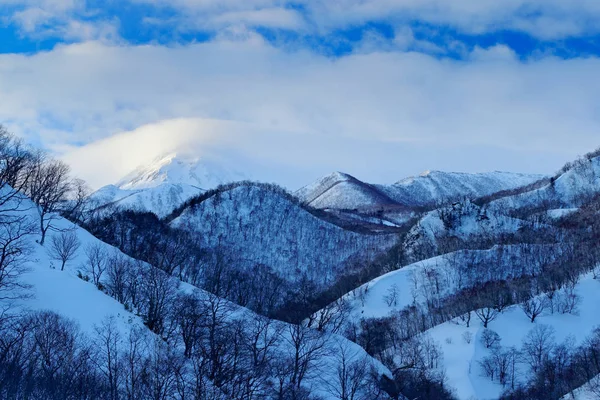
[296,171,400,211]
[297,170,544,212]
[1,188,392,399]
[381,170,545,208]
[117,153,245,190]
[3,193,147,337]
[91,153,246,217]
[427,272,600,399]
[316,244,559,326]
[488,156,600,213]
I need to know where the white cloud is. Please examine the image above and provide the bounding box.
[61,118,223,188]
[300,0,600,40]
[213,8,305,30]
[131,0,600,40]
[4,0,118,41]
[1,37,600,189]
[6,0,600,43]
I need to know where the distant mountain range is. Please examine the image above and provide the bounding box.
[91,153,545,223]
[296,170,545,211]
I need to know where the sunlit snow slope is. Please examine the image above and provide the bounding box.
[91,153,246,217]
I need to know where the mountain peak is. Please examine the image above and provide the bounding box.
[116,152,246,191]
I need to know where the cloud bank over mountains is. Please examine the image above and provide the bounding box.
[1,1,600,187]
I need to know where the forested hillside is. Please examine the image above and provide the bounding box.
[314,150,600,399]
[0,128,394,400]
[3,124,600,400]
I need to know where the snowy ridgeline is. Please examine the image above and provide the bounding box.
[90,183,203,218]
[0,189,392,399]
[325,244,561,321]
[488,155,600,213]
[296,170,545,211]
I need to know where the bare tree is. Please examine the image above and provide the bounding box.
[462,331,473,344]
[0,127,34,210]
[521,295,547,323]
[0,127,36,318]
[174,292,206,359]
[458,310,472,328]
[143,336,186,400]
[283,324,329,396]
[48,230,81,271]
[122,325,149,400]
[479,346,520,387]
[83,243,108,288]
[323,344,382,400]
[522,324,556,373]
[61,178,91,225]
[138,265,179,336]
[474,307,499,329]
[556,284,581,315]
[384,284,400,307]
[93,317,122,400]
[25,155,73,245]
[307,296,350,334]
[106,252,132,305]
[481,329,501,349]
[0,214,34,306]
[589,374,600,399]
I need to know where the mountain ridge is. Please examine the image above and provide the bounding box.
[297,169,546,212]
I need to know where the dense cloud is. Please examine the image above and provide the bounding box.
[1,1,600,188]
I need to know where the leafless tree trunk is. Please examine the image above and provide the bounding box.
[84,242,108,287]
[522,324,556,373]
[25,155,73,245]
[93,317,122,400]
[0,214,34,313]
[323,343,380,400]
[284,324,329,395]
[48,230,81,271]
[521,295,547,323]
[474,307,499,329]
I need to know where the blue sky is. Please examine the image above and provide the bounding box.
[2,1,600,188]
[3,1,600,59]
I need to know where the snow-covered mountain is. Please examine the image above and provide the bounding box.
[1,185,391,400]
[91,153,247,217]
[488,154,600,213]
[309,153,600,400]
[295,171,400,211]
[381,170,546,208]
[10,120,600,399]
[116,152,245,190]
[167,182,398,311]
[297,170,545,211]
